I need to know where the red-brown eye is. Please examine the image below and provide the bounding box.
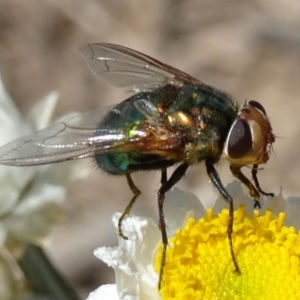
[248,100,266,116]
[227,119,252,159]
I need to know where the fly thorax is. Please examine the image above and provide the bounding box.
[223,100,275,165]
[166,111,208,139]
[167,111,195,128]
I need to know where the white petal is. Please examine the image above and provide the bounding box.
[0,188,19,214]
[263,189,286,215]
[26,91,59,130]
[285,196,300,229]
[94,213,160,300]
[164,187,206,236]
[33,160,89,187]
[2,184,66,244]
[86,285,119,300]
[0,75,23,127]
[0,224,7,244]
[213,181,267,214]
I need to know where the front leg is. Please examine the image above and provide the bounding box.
[230,164,261,208]
[252,164,274,197]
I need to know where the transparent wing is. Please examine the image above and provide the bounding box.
[0,104,181,166]
[80,43,202,93]
[0,44,199,166]
[0,107,122,165]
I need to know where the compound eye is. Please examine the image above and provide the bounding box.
[227,119,252,159]
[248,100,266,116]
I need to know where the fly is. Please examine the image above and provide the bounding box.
[0,43,275,288]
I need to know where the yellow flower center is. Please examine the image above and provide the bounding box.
[155,206,300,300]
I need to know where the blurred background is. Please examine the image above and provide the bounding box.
[1,0,300,297]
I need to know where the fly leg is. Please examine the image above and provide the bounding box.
[158,168,167,230]
[206,160,240,274]
[118,172,141,240]
[252,164,274,197]
[230,164,261,208]
[158,163,189,289]
[161,168,167,185]
[119,167,168,240]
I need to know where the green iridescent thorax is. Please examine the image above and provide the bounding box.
[164,85,239,163]
[95,84,239,175]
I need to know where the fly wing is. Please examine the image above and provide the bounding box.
[80,43,202,93]
[0,44,197,166]
[0,107,124,165]
[0,105,182,166]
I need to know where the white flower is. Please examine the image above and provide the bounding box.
[0,76,89,247]
[87,182,300,300]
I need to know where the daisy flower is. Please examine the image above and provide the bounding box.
[87,181,300,300]
[0,75,88,298]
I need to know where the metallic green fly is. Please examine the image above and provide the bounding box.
[0,43,275,288]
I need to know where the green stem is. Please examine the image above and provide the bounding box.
[19,244,81,300]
